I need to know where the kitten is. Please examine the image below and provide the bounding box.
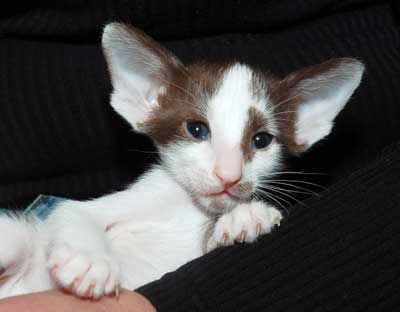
[0,23,364,299]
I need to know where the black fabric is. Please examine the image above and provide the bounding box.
[0,0,399,310]
[0,0,390,40]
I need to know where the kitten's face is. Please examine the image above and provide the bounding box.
[102,23,364,214]
[145,63,283,213]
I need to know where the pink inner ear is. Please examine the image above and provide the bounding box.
[145,85,166,106]
[213,145,244,184]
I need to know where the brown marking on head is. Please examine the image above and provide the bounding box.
[238,68,280,163]
[104,24,360,159]
[242,66,300,156]
[142,63,226,146]
[241,107,269,162]
[250,67,278,102]
[268,81,303,155]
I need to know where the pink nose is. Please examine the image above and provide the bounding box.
[214,171,242,189]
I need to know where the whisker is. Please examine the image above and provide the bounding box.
[158,77,198,102]
[260,184,316,196]
[260,179,327,190]
[260,171,326,177]
[128,149,159,154]
[261,180,321,195]
[256,189,290,216]
[269,110,298,117]
[257,187,290,205]
[176,67,194,84]
[143,43,194,85]
[272,94,302,112]
[160,94,195,105]
[260,186,307,208]
[270,117,294,122]
[255,188,290,207]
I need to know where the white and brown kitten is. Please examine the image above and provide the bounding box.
[0,23,364,299]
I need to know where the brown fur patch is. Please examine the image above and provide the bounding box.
[268,80,303,155]
[143,63,227,146]
[241,107,270,162]
[245,66,302,155]
[132,27,351,157]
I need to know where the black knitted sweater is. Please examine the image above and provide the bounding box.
[0,1,399,311]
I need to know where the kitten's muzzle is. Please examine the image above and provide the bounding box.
[207,181,254,200]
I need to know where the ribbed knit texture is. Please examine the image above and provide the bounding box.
[1,1,399,207]
[0,1,388,40]
[0,1,399,311]
[137,141,400,311]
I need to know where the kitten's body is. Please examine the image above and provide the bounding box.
[0,23,364,299]
[0,167,207,298]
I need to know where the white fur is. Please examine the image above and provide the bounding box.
[208,65,256,146]
[208,64,278,182]
[0,24,364,299]
[0,167,210,298]
[0,216,53,298]
[159,64,283,214]
[206,201,283,252]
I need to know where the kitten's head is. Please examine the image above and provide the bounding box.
[102,23,364,214]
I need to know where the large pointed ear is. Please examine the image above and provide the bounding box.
[276,58,365,154]
[102,23,182,131]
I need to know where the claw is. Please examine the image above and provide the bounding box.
[237,229,247,243]
[69,264,91,292]
[222,232,229,244]
[69,277,81,292]
[115,284,120,300]
[87,284,95,299]
[256,223,262,236]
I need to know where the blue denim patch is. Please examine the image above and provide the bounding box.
[0,195,67,219]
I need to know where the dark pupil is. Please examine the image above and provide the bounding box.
[252,132,272,149]
[187,122,210,141]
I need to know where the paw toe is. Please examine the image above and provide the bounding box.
[48,245,120,299]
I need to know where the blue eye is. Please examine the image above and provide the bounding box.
[252,132,273,149]
[186,121,210,141]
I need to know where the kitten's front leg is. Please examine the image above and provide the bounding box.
[44,167,188,299]
[45,200,121,299]
[206,201,282,252]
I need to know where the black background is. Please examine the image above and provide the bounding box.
[0,1,399,310]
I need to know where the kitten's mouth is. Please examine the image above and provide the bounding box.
[205,182,253,201]
[207,190,239,200]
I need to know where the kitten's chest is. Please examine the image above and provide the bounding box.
[106,202,209,289]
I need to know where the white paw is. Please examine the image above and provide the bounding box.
[206,202,282,252]
[48,244,120,299]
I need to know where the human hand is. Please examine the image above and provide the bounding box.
[0,289,156,312]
